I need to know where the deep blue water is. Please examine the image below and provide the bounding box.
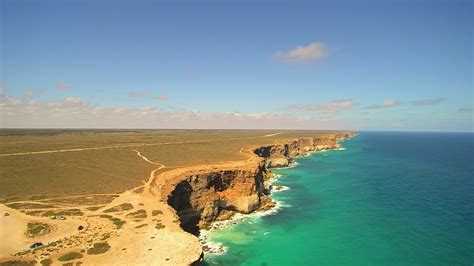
[204,132,474,265]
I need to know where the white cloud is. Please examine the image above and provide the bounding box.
[413,98,446,106]
[364,99,400,109]
[273,42,330,64]
[130,91,169,101]
[154,94,168,101]
[130,91,149,97]
[289,99,355,113]
[139,107,159,116]
[0,94,351,129]
[63,97,86,107]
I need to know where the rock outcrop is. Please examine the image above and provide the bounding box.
[165,132,357,236]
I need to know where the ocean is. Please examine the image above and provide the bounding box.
[202,132,474,265]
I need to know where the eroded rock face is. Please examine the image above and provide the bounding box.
[166,132,356,235]
[167,161,271,234]
[255,135,350,168]
[265,156,289,168]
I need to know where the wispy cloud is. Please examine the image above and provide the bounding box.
[154,94,168,101]
[288,99,355,113]
[363,99,400,109]
[130,90,169,101]
[63,96,87,107]
[25,91,38,98]
[273,42,330,64]
[413,98,446,106]
[57,82,72,90]
[0,93,348,129]
[129,91,150,97]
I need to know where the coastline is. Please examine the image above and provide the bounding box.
[0,131,356,265]
[196,132,474,265]
[198,173,288,256]
[201,136,356,257]
[161,132,358,260]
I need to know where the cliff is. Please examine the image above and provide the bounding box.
[254,134,348,168]
[163,132,356,236]
[165,160,272,235]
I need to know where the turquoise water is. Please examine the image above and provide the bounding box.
[203,132,474,265]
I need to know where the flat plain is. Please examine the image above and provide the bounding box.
[0,129,339,203]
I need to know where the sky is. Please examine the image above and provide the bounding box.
[1,0,472,131]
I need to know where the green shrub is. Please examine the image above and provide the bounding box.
[87,242,111,255]
[58,252,83,261]
[40,258,53,266]
[151,210,163,216]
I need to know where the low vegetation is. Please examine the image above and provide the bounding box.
[99,214,126,229]
[57,252,83,261]
[43,195,119,206]
[155,221,166,230]
[41,209,84,217]
[85,205,104,211]
[126,209,147,219]
[0,130,341,203]
[7,203,56,209]
[0,260,36,266]
[151,209,163,216]
[25,222,54,238]
[39,259,53,266]
[135,223,148,229]
[24,210,44,216]
[103,203,133,213]
[99,233,111,240]
[87,242,111,255]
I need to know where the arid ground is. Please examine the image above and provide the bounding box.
[0,129,345,265]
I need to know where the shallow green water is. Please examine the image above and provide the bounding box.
[203,132,474,265]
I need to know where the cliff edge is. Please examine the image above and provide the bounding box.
[160,132,357,239]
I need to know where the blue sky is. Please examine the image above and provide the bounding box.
[1,0,472,131]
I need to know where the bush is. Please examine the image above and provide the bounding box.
[151,210,163,216]
[57,252,83,261]
[87,242,111,255]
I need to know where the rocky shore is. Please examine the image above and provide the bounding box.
[160,131,357,263]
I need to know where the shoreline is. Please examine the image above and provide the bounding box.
[163,132,357,229]
[195,134,357,258]
[199,173,288,256]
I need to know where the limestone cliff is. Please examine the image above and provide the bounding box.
[166,160,272,235]
[165,132,356,236]
[255,132,356,168]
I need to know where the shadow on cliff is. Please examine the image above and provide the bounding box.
[167,181,202,235]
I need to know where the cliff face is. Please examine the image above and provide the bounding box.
[166,132,356,235]
[255,132,356,168]
[166,161,272,235]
